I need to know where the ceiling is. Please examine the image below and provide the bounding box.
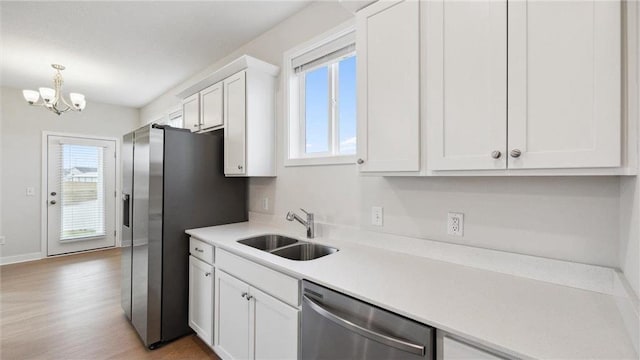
[0,1,312,108]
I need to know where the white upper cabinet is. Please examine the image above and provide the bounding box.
[356,0,421,173]
[200,82,224,131]
[224,71,247,176]
[507,0,621,169]
[182,93,200,133]
[425,0,507,171]
[177,55,278,177]
[425,0,624,173]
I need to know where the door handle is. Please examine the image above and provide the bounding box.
[302,296,426,356]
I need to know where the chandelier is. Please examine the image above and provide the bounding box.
[22,64,86,115]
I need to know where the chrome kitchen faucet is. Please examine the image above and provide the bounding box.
[286,208,315,239]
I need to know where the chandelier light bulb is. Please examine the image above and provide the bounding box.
[22,90,40,104]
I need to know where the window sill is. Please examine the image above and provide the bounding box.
[284,155,356,167]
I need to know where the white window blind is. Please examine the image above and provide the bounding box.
[292,31,356,73]
[58,143,106,242]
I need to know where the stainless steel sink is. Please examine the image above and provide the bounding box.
[238,234,299,251]
[270,243,338,261]
[237,234,338,261]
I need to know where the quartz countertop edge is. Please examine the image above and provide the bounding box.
[186,221,638,360]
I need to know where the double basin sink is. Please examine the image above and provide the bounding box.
[238,234,338,261]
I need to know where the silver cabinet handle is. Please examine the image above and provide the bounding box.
[204,272,211,277]
[194,247,204,253]
[50,200,57,205]
[491,151,501,159]
[357,158,364,165]
[193,124,199,128]
[246,295,253,301]
[237,165,243,170]
[302,296,425,356]
[241,292,248,298]
[510,149,522,158]
[51,192,57,196]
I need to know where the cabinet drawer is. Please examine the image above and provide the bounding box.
[190,237,214,264]
[216,249,300,307]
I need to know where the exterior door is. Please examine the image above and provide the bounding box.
[47,135,116,256]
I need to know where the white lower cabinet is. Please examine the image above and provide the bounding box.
[439,334,508,360]
[215,270,299,360]
[188,255,214,346]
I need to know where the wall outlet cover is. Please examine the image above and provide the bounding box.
[447,212,464,236]
[371,206,383,227]
[261,197,269,211]
[26,187,35,196]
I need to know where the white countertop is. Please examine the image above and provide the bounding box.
[186,221,637,359]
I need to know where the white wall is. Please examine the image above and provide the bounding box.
[142,2,624,268]
[0,87,139,260]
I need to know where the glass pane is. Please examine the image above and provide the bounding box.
[338,56,357,155]
[60,144,105,241]
[305,66,329,154]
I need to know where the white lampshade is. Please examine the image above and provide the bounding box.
[22,90,40,104]
[39,87,55,103]
[69,93,85,109]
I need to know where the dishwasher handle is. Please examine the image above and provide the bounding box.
[303,295,426,356]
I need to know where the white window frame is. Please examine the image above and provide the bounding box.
[284,20,356,167]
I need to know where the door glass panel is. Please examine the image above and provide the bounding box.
[59,144,105,241]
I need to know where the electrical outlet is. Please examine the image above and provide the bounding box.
[447,212,464,236]
[371,206,383,227]
[261,197,269,211]
[0,236,5,245]
[26,187,35,196]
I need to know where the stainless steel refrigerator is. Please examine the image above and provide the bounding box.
[121,124,247,349]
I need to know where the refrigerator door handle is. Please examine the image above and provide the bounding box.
[122,193,131,228]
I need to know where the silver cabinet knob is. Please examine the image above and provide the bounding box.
[193,124,199,128]
[357,158,364,165]
[491,151,502,159]
[50,192,57,196]
[510,149,522,158]
[246,295,253,301]
[50,200,57,205]
[194,247,204,253]
[241,292,247,298]
[204,272,211,277]
[238,165,243,170]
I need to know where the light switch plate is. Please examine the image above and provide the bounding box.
[26,187,35,196]
[447,212,464,236]
[261,197,269,211]
[371,206,383,227]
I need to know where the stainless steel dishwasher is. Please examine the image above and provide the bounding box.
[301,280,435,360]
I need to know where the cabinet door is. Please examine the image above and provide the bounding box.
[201,82,224,130]
[425,0,507,170]
[441,336,506,360]
[224,71,247,175]
[183,93,200,132]
[251,287,299,360]
[215,270,250,360]
[356,0,420,172]
[508,0,621,169]
[188,256,214,346]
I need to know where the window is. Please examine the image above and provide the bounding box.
[285,23,357,166]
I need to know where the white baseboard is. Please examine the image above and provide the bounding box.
[0,252,42,266]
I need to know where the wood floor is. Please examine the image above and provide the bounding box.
[1,248,220,360]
